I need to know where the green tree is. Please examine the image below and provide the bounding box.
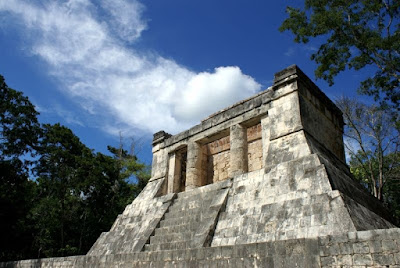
[0,75,41,157]
[336,97,399,201]
[350,152,400,220]
[107,133,150,197]
[0,73,151,260]
[107,142,150,197]
[280,0,400,108]
[0,75,41,261]
[33,124,150,257]
[33,123,94,257]
[384,152,400,219]
[76,150,140,254]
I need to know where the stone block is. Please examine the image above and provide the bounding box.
[393,252,400,264]
[285,239,305,255]
[353,241,370,254]
[336,254,353,266]
[353,254,373,266]
[220,246,234,259]
[338,242,353,255]
[321,256,337,267]
[372,253,395,266]
[357,230,375,241]
[204,247,222,260]
[382,239,398,252]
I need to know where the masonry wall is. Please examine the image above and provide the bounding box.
[298,84,345,162]
[4,229,400,268]
[204,135,230,183]
[246,123,262,172]
[211,155,357,247]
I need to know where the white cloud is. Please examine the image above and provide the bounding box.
[100,0,147,42]
[175,66,260,122]
[0,0,261,135]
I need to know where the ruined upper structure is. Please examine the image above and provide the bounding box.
[150,64,346,194]
[4,65,399,267]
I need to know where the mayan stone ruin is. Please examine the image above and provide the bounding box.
[2,65,400,267]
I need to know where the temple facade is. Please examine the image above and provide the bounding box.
[3,65,399,267]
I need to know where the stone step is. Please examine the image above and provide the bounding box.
[173,192,215,204]
[163,209,204,220]
[144,240,190,251]
[154,223,198,236]
[159,214,201,227]
[167,199,212,213]
[149,232,193,244]
[175,179,231,199]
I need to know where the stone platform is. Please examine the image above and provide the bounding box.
[3,229,400,267]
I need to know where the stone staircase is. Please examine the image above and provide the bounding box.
[144,180,232,251]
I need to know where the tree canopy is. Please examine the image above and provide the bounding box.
[0,75,41,260]
[280,0,400,108]
[0,75,41,158]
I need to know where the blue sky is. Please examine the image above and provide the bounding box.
[0,0,368,165]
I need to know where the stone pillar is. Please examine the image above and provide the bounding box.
[150,131,171,181]
[229,124,248,177]
[167,153,178,193]
[185,141,203,190]
[261,115,270,168]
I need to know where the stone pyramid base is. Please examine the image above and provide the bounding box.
[3,228,400,267]
[2,65,399,268]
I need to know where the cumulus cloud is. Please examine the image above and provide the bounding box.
[175,67,260,121]
[0,0,261,135]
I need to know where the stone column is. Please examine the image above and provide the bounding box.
[167,153,179,193]
[261,115,270,169]
[229,124,248,177]
[185,141,203,190]
[150,131,171,181]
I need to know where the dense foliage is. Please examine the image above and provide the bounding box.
[0,75,149,261]
[280,0,400,109]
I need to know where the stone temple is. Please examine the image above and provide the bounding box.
[3,65,400,267]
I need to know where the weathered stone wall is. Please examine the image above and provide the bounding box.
[246,123,262,172]
[273,65,345,163]
[298,86,345,162]
[204,135,230,183]
[87,178,175,256]
[306,132,396,224]
[212,154,362,247]
[319,229,400,267]
[247,139,262,171]
[151,132,170,181]
[5,229,400,267]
